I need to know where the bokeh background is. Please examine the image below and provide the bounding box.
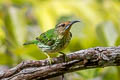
[0,0,120,80]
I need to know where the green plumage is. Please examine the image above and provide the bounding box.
[24,20,80,54]
[23,40,39,45]
[24,28,71,53]
[36,29,56,46]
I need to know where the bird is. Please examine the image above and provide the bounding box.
[23,20,80,64]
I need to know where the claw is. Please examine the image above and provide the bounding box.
[47,57,54,65]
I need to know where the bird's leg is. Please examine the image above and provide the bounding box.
[59,52,67,62]
[44,53,53,65]
[59,52,67,80]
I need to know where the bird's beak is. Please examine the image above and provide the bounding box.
[65,20,80,30]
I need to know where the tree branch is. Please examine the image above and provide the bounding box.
[0,46,120,80]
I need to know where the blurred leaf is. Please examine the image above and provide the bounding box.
[13,45,47,60]
[0,20,5,41]
[76,68,102,80]
[102,67,119,80]
[68,38,82,52]
[4,7,26,46]
[115,36,120,46]
[0,53,13,65]
[96,21,118,46]
[96,23,108,46]
[104,22,118,46]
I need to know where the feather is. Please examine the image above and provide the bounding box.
[23,40,39,45]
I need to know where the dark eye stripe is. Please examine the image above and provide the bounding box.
[56,23,65,28]
[61,24,65,27]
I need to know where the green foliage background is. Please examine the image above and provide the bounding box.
[0,0,120,80]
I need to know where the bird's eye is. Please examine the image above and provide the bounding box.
[61,24,65,27]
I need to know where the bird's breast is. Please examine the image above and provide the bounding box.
[50,33,72,53]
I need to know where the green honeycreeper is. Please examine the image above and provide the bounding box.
[23,20,80,63]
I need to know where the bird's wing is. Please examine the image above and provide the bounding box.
[36,29,56,46]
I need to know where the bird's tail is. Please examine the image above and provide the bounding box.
[23,40,39,45]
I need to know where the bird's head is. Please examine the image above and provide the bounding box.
[55,20,80,35]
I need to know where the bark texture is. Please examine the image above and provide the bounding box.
[0,46,120,80]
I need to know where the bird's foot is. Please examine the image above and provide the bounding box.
[47,57,54,65]
[44,53,54,65]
